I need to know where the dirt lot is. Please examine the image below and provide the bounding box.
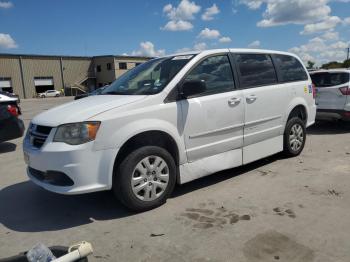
[1,97,350,261]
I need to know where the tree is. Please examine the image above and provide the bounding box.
[343,59,350,68]
[306,61,315,69]
[321,61,343,69]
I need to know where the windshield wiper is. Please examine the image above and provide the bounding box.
[103,91,127,95]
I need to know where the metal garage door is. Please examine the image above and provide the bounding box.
[0,78,12,92]
[34,77,54,86]
[34,77,54,93]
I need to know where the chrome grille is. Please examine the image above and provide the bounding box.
[29,124,52,149]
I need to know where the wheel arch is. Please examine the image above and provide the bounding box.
[112,130,181,184]
[285,99,308,125]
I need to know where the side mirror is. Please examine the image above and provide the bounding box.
[180,80,206,98]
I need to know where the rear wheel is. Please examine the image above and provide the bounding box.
[283,117,306,157]
[113,146,176,212]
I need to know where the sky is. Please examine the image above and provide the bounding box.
[0,0,349,65]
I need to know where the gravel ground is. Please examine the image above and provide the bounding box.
[0,97,349,262]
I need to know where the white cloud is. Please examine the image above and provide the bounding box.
[239,0,263,10]
[0,1,13,9]
[131,41,165,57]
[176,42,208,53]
[330,41,349,49]
[0,33,17,49]
[219,36,232,43]
[344,17,350,25]
[321,30,339,41]
[201,4,220,21]
[248,40,261,48]
[194,42,208,50]
[163,0,201,21]
[163,4,173,13]
[289,37,349,65]
[198,28,221,39]
[162,0,200,31]
[161,20,193,31]
[301,16,341,34]
[240,0,332,27]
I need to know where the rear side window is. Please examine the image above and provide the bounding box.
[274,54,308,82]
[235,54,277,88]
[311,72,350,87]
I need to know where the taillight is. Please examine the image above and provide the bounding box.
[339,86,350,95]
[7,105,19,117]
[312,83,316,99]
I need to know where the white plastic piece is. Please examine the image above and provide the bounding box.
[52,241,93,262]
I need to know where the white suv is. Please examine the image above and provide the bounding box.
[310,69,350,121]
[23,49,316,211]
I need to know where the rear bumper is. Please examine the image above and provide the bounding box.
[316,109,350,121]
[0,117,24,143]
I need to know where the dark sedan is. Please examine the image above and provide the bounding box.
[0,104,25,143]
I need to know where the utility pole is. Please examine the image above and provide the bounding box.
[347,46,350,61]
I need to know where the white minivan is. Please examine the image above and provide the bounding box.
[23,49,316,211]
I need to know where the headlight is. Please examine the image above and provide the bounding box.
[53,122,100,145]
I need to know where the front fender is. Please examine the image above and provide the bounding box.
[94,118,187,165]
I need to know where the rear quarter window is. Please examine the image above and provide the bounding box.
[273,54,308,82]
[311,72,350,87]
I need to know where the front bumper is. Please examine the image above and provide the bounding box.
[23,136,118,195]
[316,109,350,121]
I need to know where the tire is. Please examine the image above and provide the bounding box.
[113,146,176,212]
[55,94,59,97]
[283,117,306,157]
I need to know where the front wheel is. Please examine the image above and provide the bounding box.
[283,117,306,157]
[113,146,176,212]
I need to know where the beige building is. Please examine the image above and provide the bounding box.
[0,53,151,98]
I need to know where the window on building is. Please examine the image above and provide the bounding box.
[97,65,101,72]
[273,54,308,82]
[236,54,277,88]
[107,63,112,70]
[119,62,127,70]
[184,55,235,96]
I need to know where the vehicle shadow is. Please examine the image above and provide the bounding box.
[0,154,281,233]
[0,181,132,232]
[0,142,16,154]
[173,153,281,198]
[307,120,350,135]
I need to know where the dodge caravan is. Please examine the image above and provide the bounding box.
[23,49,316,211]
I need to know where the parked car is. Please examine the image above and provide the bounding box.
[310,69,350,121]
[0,91,21,114]
[0,103,24,143]
[23,49,316,211]
[38,90,61,98]
[74,87,106,100]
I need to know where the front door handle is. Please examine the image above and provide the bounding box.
[228,97,241,106]
[246,95,257,103]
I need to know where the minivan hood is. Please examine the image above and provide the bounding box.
[32,95,146,127]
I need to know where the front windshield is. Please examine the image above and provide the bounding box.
[102,55,194,95]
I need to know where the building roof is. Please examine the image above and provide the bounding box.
[0,53,152,60]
